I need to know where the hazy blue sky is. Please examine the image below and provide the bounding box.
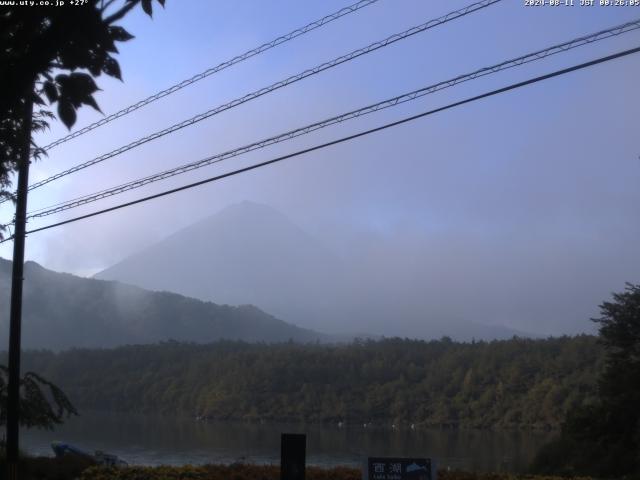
[1,0,639,336]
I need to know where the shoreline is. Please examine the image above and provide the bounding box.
[66,408,562,432]
[2,457,593,480]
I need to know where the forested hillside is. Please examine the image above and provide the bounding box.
[15,336,602,429]
[0,258,328,349]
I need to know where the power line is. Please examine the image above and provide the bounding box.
[40,0,382,152]
[21,0,502,194]
[24,18,640,220]
[2,44,636,244]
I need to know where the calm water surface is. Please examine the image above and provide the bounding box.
[22,411,554,472]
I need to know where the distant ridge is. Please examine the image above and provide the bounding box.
[95,201,535,341]
[0,257,330,350]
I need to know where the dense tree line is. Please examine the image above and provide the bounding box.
[532,284,640,477]
[10,336,602,430]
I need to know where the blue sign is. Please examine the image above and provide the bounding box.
[364,457,434,480]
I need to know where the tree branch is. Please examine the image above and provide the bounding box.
[104,0,138,25]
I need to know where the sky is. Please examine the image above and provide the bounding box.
[1,0,639,336]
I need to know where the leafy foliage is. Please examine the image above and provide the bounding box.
[0,0,165,237]
[15,336,603,430]
[0,365,77,430]
[595,283,640,408]
[531,283,640,477]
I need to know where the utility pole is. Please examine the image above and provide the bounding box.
[5,80,35,480]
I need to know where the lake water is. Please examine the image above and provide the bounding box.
[21,411,554,472]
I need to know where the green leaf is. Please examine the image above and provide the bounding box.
[57,100,77,129]
[141,0,153,16]
[54,74,69,87]
[83,94,102,113]
[57,73,100,111]
[69,72,99,94]
[32,93,46,106]
[43,81,58,103]
[103,56,122,80]
[103,36,119,54]
[88,62,102,77]
[109,25,135,42]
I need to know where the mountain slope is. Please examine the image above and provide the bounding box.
[0,258,328,350]
[95,201,341,330]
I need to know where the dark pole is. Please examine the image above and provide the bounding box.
[5,79,35,480]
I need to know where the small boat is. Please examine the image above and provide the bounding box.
[51,442,128,467]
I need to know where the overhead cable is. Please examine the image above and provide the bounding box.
[21,0,502,195]
[40,0,382,151]
[25,18,640,220]
[1,44,636,243]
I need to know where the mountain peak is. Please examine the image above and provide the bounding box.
[94,201,337,330]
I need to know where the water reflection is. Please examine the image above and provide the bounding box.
[22,411,553,472]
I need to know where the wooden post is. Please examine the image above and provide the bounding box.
[280,433,306,480]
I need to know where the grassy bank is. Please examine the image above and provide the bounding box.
[1,456,597,480]
[80,465,596,480]
[78,465,594,480]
